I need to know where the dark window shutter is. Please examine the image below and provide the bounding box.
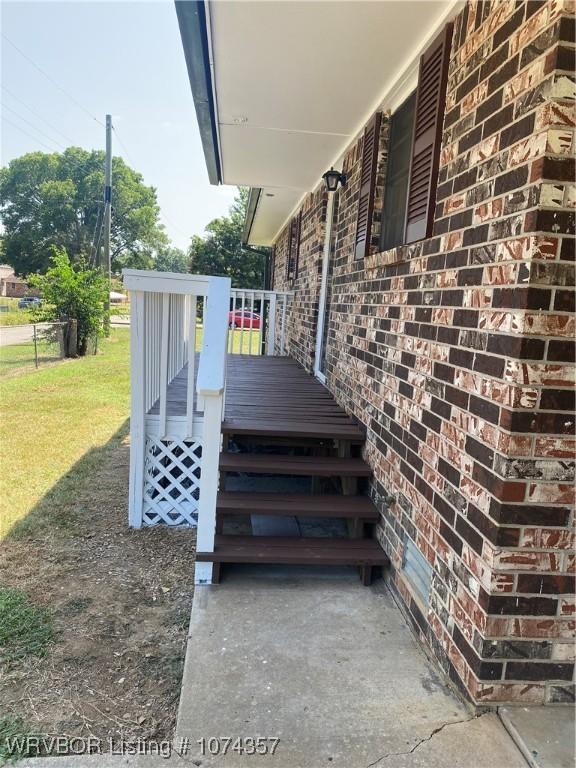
[405,23,453,244]
[286,213,301,280]
[293,211,302,278]
[286,219,295,279]
[267,245,276,290]
[354,111,382,259]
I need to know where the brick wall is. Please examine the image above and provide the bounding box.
[271,0,575,706]
[272,187,328,369]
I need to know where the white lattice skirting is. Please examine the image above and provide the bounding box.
[142,436,202,526]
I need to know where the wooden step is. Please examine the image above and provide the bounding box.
[219,453,372,477]
[217,492,379,520]
[222,419,364,442]
[197,535,389,567]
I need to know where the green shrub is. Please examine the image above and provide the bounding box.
[28,248,108,355]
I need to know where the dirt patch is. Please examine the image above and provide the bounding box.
[0,431,195,743]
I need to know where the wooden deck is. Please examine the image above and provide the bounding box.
[149,355,365,442]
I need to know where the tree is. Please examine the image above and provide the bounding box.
[155,245,189,273]
[188,188,267,288]
[29,247,108,356]
[0,148,166,275]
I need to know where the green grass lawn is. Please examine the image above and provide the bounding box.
[227,327,262,354]
[0,340,63,378]
[0,328,131,538]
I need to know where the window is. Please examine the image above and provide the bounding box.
[402,537,432,607]
[380,92,416,251]
[370,22,453,252]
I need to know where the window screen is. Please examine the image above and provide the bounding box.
[380,92,416,252]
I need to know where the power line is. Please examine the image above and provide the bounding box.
[2,115,59,153]
[112,123,190,241]
[2,34,105,128]
[2,102,67,150]
[3,113,106,183]
[0,84,79,146]
[111,124,136,167]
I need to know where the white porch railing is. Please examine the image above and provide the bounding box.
[123,269,230,539]
[123,269,292,585]
[229,288,291,356]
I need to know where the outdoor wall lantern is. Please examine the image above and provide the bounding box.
[322,167,346,192]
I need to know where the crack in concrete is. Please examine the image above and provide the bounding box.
[366,713,488,767]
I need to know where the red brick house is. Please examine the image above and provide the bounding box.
[175,0,575,706]
[0,265,28,298]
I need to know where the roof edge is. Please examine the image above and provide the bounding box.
[242,187,262,245]
[175,0,221,185]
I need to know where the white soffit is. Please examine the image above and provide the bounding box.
[209,0,457,243]
[249,188,303,246]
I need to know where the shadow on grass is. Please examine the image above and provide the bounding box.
[0,417,195,747]
[7,420,130,541]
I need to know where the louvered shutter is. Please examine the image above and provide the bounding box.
[405,23,453,244]
[286,214,301,280]
[293,211,302,278]
[354,112,382,259]
[286,219,295,279]
[267,245,276,290]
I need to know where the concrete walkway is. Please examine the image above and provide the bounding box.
[18,570,574,768]
[500,706,575,768]
[174,566,526,768]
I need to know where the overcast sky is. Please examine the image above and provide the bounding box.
[1,0,237,250]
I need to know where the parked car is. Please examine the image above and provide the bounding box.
[228,310,260,329]
[18,296,42,309]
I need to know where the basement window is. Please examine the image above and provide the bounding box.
[402,538,432,607]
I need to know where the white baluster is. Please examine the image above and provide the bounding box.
[159,294,170,436]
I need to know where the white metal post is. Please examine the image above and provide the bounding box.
[128,290,146,527]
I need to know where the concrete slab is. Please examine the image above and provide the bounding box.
[500,706,575,768]
[19,757,186,768]
[175,568,528,767]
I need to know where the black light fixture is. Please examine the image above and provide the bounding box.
[322,167,346,192]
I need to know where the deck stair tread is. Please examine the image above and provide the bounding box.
[217,491,378,519]
[221,420,364,441]
[219,453,372,477]
[196,535,389,566]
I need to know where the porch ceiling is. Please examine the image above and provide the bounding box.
[198,0,460,245]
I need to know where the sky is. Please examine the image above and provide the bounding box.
[0,0,237,251]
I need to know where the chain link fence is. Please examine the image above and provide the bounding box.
[0,322,67,377]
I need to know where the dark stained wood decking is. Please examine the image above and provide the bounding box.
[149,355,364,442]
[223,356,364,440]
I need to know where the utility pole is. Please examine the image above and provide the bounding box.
[103,114,112,333]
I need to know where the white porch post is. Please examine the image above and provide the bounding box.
[266,293,277,356]
[128,290,146,527]
[194,394,222,585]
[194,276,231,585]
